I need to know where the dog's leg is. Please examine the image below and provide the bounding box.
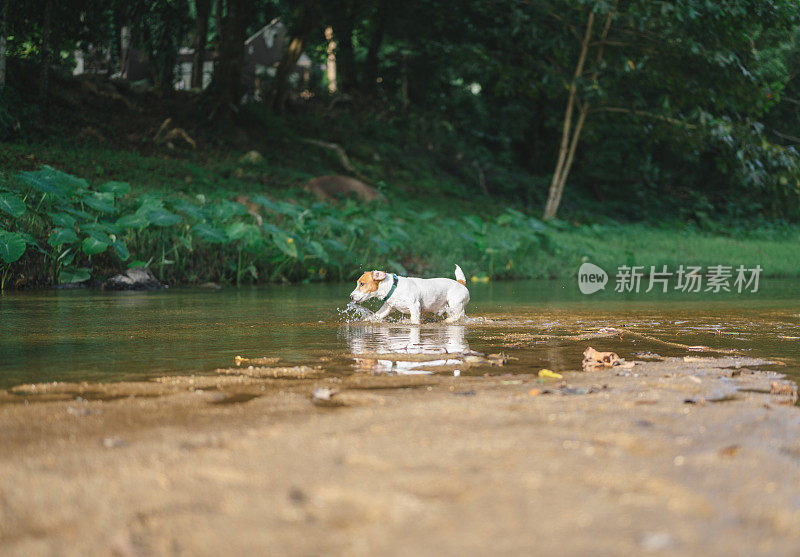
[409,303,422,325]
[444,304,466,323]
[369,303,393,322]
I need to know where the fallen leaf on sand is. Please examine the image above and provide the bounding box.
[582,347,622,371]
[528,388,542,396]
[718,445,740,457]
[770,381,798,401]
[538,369,562,379]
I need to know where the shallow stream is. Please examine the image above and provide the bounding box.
[1,280,798,389]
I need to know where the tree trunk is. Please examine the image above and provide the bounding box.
[336,16,356,92]
[363,0,386,91]
[0,0,8,88]
[325,26,336,93]
[191,0,212,89]
[542,11,594,220]
[214,0,250,110]
[271,2,319,113]
[543,7,614,220]
[39,0,54,102]
[400,52,409,110]
[549,103,588,216]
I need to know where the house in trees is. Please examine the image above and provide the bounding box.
[241,19,315,101]
[173,19,314,98]
[74,19,315,99]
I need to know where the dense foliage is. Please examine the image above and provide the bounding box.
[1,1,800,286]
[0,166,556,288]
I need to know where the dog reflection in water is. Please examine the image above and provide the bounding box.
[343,324,469,374]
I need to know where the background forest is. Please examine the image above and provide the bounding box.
[1,0,800,287]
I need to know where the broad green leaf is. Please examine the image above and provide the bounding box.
[80,221,121,236]
[48,212,76,228]
[138,195,166,212]
[322,238,348,253]
[18,167,87,197]
[62,206,95,222]
[112,240,130,261]
[192,223,229,243]
[464,215,484,231]
[205,200,247,222]
[48,227,79,247]
[0,192,26,217]
[388,259,408,275]
[59,266,90,284]
[496,213,514,226]
[370,236,390,254]
[251,195,301,217]
[0,231,26,263]
[145,208,181,227]
[58,248,75,266]
[82,192,117,213]
[226,222,262,248]
[82,235,109,255]
[85,229,112,245]
[268,227,298,258]
[261,223,283,237]
[525,218,547,232]
[171,199,206,221]
[99,181,131,196]
[18,232,40,246]
[225,222,248,240]
[116,212,150,229]
[306,240,329,263]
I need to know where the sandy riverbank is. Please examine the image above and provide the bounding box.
[1,355,799,556]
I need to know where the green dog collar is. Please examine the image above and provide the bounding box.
[382,274,399,302]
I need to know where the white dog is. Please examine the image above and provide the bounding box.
[349,265,470,324]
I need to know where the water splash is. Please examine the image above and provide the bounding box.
[338,302,374,322]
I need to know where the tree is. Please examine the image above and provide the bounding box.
[191,0,212,89]
[0,0,7,88]
[271,0,320,113]
[536,0,800,219]
[211,0,252,110]
[125,0,192,92]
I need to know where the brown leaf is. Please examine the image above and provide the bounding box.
[582,346,622,371]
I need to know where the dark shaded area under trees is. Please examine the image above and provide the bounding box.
[2,0,800,223]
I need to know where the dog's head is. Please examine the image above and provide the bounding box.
[350,270,386,302]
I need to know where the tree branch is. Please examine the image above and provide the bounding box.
[770,129,800,143]
[301,138,372,183]
[590,106,697,129]
[544,10,595,219]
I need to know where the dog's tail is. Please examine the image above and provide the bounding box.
[454,264,467,286]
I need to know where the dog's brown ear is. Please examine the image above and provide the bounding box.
[372,270,386,281]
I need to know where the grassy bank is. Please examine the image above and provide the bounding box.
[1,76,799,288]
[1,160,799,290]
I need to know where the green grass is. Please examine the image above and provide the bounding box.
[2,82,799,288]
[2,146,800,290]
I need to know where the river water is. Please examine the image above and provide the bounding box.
[1,280,798,389]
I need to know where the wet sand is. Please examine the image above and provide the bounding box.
[2,355,800,556]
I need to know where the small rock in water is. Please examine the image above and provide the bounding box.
[103,267,162,291]
[312,386,346,407]
[101,436,125,448]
